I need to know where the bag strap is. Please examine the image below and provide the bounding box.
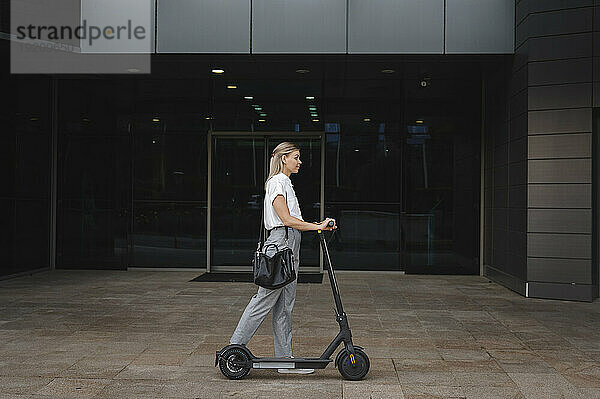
[257,185,290,250]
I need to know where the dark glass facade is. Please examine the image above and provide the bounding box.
[1,66,51,276]
[2,52,502,275]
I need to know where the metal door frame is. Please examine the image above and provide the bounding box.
[207,131,326,273]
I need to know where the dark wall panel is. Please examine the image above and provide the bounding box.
[528,108,592,134]
[528,183,591,208]
[528,159,591,183]
[528,257,592,284]
[528,133,592,159]
[516,7,593,47]
[528,58,593,86]
[528,209,592,233]
[528,33,593,62]
[528,233,591,258]
[528,83,592,110]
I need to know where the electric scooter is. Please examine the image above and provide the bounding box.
[215,222,370,380]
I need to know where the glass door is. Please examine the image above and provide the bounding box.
[208,133,323,272]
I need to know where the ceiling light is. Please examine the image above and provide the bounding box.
[205,117,212,120]
[363,118,371,122]
[258,119,266,122]
[312,119,319,122]
[296,68,310,74]
[354,148,360,152]
[381,69,395,74]
[244,96,254,100]
[227,85,237,89]
[260,113,267,117]
[251,104,259,107]
[311,113,318,117]
[127,68,141,73]
[211,68,225,74]
[29,117,39,121]
[255,107,262,111]
[308,106,317,111]
[152,118,160,122]
[416,120,424,124]
[305,96,315,100]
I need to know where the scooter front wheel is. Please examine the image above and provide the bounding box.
[218,347,251,380]
[338,348,370,381]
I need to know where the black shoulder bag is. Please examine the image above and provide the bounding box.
[252,196,296,290]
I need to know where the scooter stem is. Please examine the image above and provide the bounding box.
[318,230,345,316]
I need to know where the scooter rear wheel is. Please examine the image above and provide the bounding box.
[338,348,370,381]
[218,347,251,380]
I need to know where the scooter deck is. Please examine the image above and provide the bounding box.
[252,358,332,369]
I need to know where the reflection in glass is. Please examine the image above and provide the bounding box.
[325,130,401,270]
[211,138,265,268]
[132,202,207,267]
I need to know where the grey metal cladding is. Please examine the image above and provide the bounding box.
[528,58,593,86]
[528,209,592,234]
[347,0,444,54]
[528,159,592,183]
[528,257,592,284]
[528,184,591,208]
[252,0,346,53]
[445,0,514,53]
[527,233,591,259]
[528,83,592,110]
[157,0,250,53]
[528,108,592,135]
[528,133,592,159]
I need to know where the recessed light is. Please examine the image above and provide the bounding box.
[308,106,317,111]
[205,117,212,120]
[29,117,39,121]
[296,68,310,74]
[363,118,371,122]
[305,96,315,100]
[381,69,395,74]
[311,113,318,117]
[255,107,262,111]
[258,119,266,122]
[152,118,160,122]
[227,85,237,89]
[251,104,259,107]
[260,113,267,117]
[211,68,225,74]
[244,96,254,100]
[312,119,319,122]
[416,120,424,124]
[354,148,360,152]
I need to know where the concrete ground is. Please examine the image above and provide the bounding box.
[0,270,599,399]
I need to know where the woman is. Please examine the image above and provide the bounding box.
[229,141,336,374]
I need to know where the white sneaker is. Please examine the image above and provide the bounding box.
[277,368,315,374]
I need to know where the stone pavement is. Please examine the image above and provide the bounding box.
[0,270,599,399]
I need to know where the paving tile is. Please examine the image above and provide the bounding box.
[33,377,111,398]
[343,382,404,398]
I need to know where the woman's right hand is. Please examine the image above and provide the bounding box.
[317,218,337,231]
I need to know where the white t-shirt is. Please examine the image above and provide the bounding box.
[264,173,303,230]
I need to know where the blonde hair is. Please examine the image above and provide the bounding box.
[265,142,300,188]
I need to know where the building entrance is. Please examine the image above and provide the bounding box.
[207,132,324,273]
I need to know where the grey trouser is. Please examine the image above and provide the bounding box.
[230,227,301,357]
